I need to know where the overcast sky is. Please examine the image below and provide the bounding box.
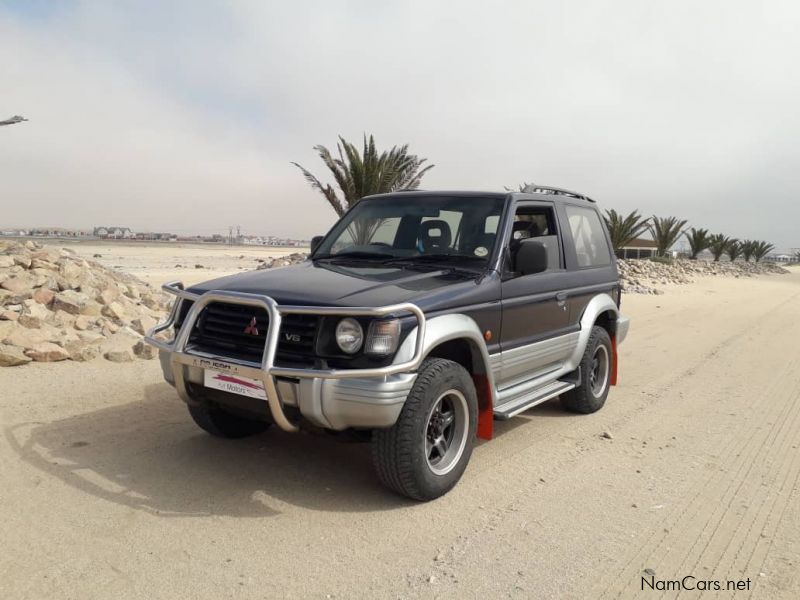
[1,1,798,250]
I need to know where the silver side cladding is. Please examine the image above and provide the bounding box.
[299,373,418,430]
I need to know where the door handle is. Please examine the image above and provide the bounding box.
[556,292,568,307]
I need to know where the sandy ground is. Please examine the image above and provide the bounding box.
[1,270,799,599]
[39,240,309,287]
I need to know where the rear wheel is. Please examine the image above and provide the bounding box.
[561,326,613,414]
[187,403,271,438]
[372,358,477,501]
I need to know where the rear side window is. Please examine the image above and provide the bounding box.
[564,205,611,268]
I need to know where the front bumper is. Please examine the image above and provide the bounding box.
[158,349,416,430]
[145,282,425,432]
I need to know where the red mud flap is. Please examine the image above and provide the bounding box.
[473,374,494,440]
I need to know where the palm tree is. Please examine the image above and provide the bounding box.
[684,227,710,259]
[753,241,775,263]
[649,216,688,257]
[708,234,730,262]
[726,239,742,262]
[741,240,757,262]
[602,209,651,252]
[293,135,434,243]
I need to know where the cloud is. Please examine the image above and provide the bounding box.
[2,0,799,249]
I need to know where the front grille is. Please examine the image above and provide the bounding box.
[276,314,320,366]
[189,302,269,363]
[186,302,320,366]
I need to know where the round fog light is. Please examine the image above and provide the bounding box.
[335,318,363,354]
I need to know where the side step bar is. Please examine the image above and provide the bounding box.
[493,380,576,420]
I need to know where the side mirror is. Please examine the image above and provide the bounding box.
[514,239,549,275]
[310,235,324,254]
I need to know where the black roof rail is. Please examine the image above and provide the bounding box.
[521,185,595,203]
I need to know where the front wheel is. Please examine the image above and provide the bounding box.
[372,358,478,501]
[561,326,613,414]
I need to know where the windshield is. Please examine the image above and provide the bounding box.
[314,195,505,266]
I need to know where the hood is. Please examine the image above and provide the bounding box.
[186,260,484,310]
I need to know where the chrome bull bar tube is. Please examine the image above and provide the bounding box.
[144,281,427,433]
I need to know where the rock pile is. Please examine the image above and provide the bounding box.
[618,258,790,294]
[0,241,169,367]
[256,252,308,270]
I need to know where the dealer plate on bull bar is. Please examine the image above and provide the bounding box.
[203,369,267,400]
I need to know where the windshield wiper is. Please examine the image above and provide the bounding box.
[389,254,487,264]
[313,251,396,261]
[385,254,488,273]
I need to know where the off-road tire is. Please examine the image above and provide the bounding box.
[187,404,271,438]
[372,358,478,501]
[561,326,613,414]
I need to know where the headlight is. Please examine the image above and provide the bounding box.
[365,319,401,356]
[335,318,363,354]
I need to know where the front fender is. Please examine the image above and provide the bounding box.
[394,313,497,439]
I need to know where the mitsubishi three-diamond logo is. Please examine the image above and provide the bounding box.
[243,316,259,336]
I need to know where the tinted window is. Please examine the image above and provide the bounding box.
[565,205,611,267]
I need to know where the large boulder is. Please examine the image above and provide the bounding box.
[32,288,55,305]
[30,258,58,271]
[3,326,52,349]
[102,301,129,322]
[1,274,34,295]
[0,345,31,366]
[97,286,120,306]
[63,339,100,362]
[131,314,157,336]
[73,315,95,330]
[133,340,158,359]
[52,290,89,315]
[13,255,32,269]
[104,348,134,362]
[25,342,70,362]
[18,300,52,329]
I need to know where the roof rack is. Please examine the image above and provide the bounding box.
[521,185,595,203]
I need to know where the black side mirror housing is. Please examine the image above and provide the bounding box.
[514,239,549,275]
[310,235,324,254]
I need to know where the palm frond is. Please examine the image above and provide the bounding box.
[649,216,688,257]
[707,234,731,262]
[603,209,650,251]
[684,227,710,259]
[293,134,435,235]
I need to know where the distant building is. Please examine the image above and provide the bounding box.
[27,228,89,237]
[135,232,177,241]
[94,226,135,239]
[765,254,792,264]
[617,238,658,260]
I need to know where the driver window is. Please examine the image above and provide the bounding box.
[508,205,561,273]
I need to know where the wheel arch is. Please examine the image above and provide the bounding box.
[395,314,496,440]
[569,293,620,385]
